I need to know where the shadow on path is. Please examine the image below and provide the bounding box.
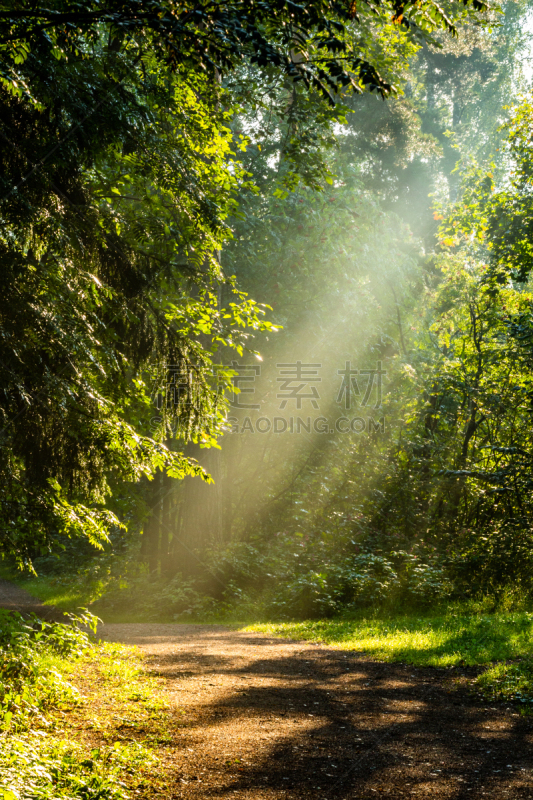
[100,623,533,799]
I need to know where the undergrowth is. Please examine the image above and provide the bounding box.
[0,610,170,800]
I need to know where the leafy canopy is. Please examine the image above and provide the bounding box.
[0,0,490,566]
[0,0,488,102]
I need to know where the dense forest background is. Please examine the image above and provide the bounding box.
[3,0,533,622]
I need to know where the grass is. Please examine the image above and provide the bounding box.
[0,565,95,612]
[241,611,533,707]
[241,612,533,667]
[0,612,181,799]
[477,660,533,704]
[0,567,143,622]
[2,733,159,800]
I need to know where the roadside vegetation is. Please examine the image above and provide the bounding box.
[0,610,172,800]
[6,569,533,713]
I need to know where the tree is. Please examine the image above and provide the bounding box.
[0,20,271,565]
[337,0,529,242]
[0,0,489,568]
[0,0,487,103]
[364,96,533,597]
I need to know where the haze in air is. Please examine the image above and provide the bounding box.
[1,1,533,796]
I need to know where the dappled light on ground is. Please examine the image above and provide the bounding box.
[99,624,533,799]
[243,616,533,667]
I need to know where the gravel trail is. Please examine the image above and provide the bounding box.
[1,579,531,798]
[98,622,533,799]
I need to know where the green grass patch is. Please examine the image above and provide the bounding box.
[1,735,158,800]
[477,660,533,706]
[0,567,95,613]
[242,612,533,706]
[241,613,533,667]
[0,610,177,799]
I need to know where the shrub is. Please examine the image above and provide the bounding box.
[0,610,96,732]
[264,546,453,618]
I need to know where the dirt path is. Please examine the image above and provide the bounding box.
[0,578,63,620]
[0,580,531,798]
[99,623,533,799]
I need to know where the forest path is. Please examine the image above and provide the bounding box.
[99,622,533,799]
[0,577,64,620]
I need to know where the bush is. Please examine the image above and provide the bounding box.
[0,609,164,800]
[264,545,453,618]
[448,520,533,598]
[0,610,96,732]
[93,572,216,620]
